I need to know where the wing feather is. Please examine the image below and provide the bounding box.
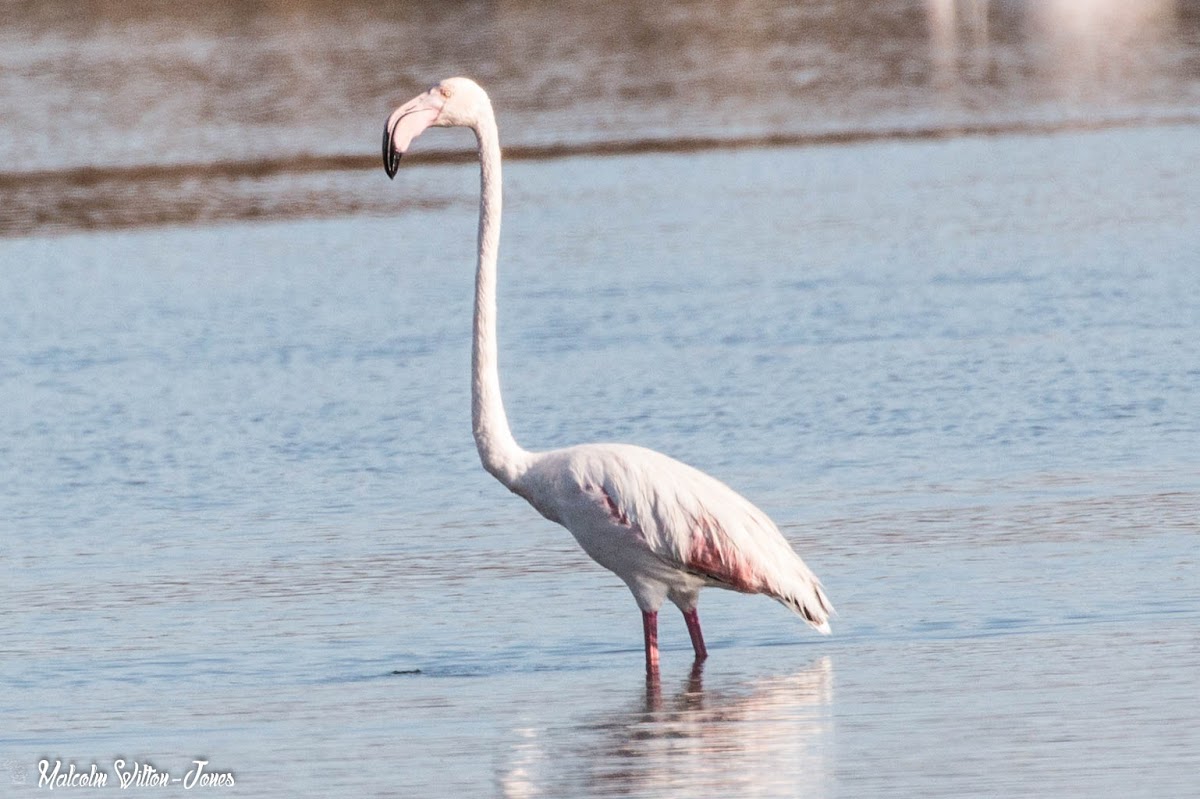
[565,443,832,630]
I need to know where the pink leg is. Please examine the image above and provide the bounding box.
[642,610,660,674]
[683,607,708,662]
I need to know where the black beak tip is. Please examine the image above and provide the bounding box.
[382,123,400,179]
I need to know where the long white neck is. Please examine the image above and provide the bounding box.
[470,104,529,486]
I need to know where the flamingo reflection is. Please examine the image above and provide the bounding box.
[925,0,1180,100]
[498,658,833,798]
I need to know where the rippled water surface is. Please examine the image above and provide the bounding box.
[3,1,1200,797]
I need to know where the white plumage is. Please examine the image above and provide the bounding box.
[384,77,832,672]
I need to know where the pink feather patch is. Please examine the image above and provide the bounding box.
[687,517,761,592]
[594,484,632,527]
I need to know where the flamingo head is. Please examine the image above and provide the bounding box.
[383,77,491,178]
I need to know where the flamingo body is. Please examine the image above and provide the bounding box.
[383,77,831,672]
[512,443,831,630]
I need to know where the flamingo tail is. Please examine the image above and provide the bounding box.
[779,580,834,635]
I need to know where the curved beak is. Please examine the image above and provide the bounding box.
[382,90,445,179]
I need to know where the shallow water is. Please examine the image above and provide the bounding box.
[4,1,1200,797]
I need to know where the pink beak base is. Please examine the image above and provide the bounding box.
[383,93,444,178]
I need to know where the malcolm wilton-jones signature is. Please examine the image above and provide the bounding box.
[32,759,234,790]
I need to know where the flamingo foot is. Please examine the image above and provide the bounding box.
[683,607,708,662]
[642,610,660,674]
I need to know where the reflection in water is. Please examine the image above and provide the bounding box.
[498,659,833,798]
[925,0,1185,106]
[1027,0,1182,101]
[925,0,991,92]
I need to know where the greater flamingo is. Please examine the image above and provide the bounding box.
[383,77,832,673]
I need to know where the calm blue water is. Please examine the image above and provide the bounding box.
[4,124,1198,796]
[3,1,1200,796]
